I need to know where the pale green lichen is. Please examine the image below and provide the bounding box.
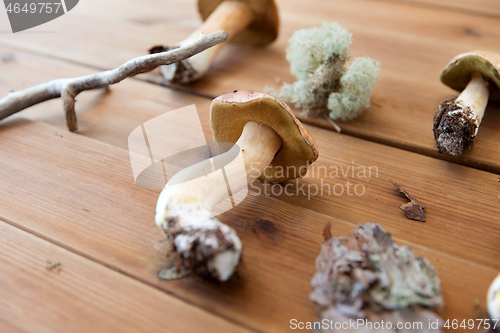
[310,223,444,331]
[328,57,381,120]
[275,22,380,120]
[286,22,352,81]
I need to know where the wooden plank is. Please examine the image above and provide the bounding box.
[0,118,499,330]
[1,0,500,173]
[0,222,253,333]
[0,46,214,151]
[1,48,499,269]
[0,119,318,332]
[178,0,500,173]
[0,0,197,69]
[250,130,500,270]
[226,197,499,325]
[1,0,498,72]
[0,2,498,330]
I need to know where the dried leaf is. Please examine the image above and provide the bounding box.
[391,180,426,222]
[311,223,443,332]
[400,202,426,222]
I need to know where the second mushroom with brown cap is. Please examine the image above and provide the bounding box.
[151,0,279,84]
[155,90,318,281]
[434,51,500,156]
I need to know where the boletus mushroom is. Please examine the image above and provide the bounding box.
[155,90,318,281]
[152,0,279,84]
[488,273,500,324]
[433,51,500,156]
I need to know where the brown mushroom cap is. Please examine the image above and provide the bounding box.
[198,0,279,45]
[210,90,319,183]
[440,50,500,101]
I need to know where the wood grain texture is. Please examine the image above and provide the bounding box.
[181,0,500,173]
[2,48,499,271]
[0,118,498,331]
[386,0,500,18]
[1,2,500,331]
[1,0,499,173]
[0,222,252,333]
[1,47,499,266]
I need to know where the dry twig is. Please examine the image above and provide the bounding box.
[0,31,228,131]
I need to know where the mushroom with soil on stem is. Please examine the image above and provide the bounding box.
[150,0,279,84]
[433,51,500,156]
[155,90,318,281]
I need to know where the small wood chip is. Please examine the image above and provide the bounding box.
[390,180,426,222]
[45,260,61,272]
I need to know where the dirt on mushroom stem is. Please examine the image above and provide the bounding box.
[433,97,477,156]
[163,216,242,281]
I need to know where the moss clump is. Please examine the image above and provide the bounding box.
[275,22,380,120]
[328,57,381,120]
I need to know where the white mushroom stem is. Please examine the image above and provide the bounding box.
[155,121,281,281]
[456,71,490,134]
[161,1,254,83]
[488,273,500,320]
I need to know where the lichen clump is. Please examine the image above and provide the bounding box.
[310,223,443,332]
[275,22,380,120]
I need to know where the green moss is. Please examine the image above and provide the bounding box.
[275,22,380,120]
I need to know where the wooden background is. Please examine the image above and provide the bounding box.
[0,0,499,332]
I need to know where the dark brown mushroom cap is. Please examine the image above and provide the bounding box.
[198,0,279,45]
[210,90,319,184]
[440,50,500,101]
